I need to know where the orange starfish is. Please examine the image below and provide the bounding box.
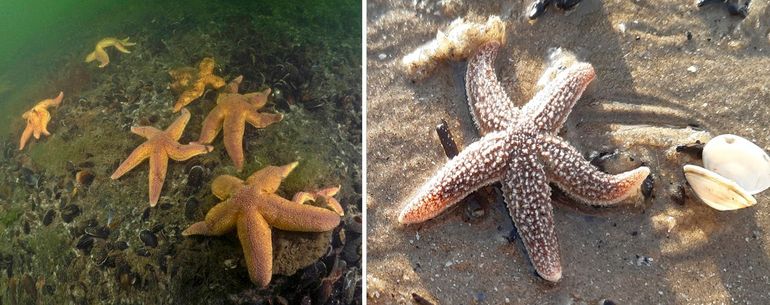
[195,75,283,171]
[169,57,226,112]
[19,91,64,150]
[85,37,136,68]
[111,108,213,206]
[182,162,343,287]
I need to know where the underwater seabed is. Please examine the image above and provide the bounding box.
[0,0,361,304]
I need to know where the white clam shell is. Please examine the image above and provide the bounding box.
[683,164,756,211]
[703,134,770,194]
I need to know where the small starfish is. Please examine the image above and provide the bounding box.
[195,75,283,171]
[169,57,226,112]
[19,91,64,150]
[183,162,343,287]
[399,42,650,282]
[111,108,213,206]
[293,186,345,216]
[85,37,136,68]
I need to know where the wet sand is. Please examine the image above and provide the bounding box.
[366,0,770,303]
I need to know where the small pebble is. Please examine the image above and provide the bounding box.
[687,65,698,73]
[378,53,387,60]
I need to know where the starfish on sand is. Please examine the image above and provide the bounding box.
[85,37,136,68]
[111,108,213,206]
[183,162,343,287]
[19,91,64,150]
[398,42,650,282]
[195,75,283,171]
[169,57,226,112]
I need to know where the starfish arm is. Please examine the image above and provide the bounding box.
[204,75,226,89]
[37,92,64,109]
[148,151,169,206]
[38,111,52,135]
[181,221,211,235]
[130,126,162,139]
[165,108,191,141]
[91,47,110,68]
[540,135,650,205]
[503,153,562,282]
[318,186,340,197]
[110,142,152,179]
[316,186,344,215]
[246,162,299,193]
[167,142,213,161]
[223,116,247,171]
[522,63,595,133]
[197,105,226,144]
[224,75,243,94]
[182,199,239,236]
[85,50,97,63]
[237,207,273,287]
[198,58,216,74]
[245,111,283,129]
[119,37,136,46]
[211,175,246,200]
[292,192,316,204]
[243,88,271,108]
[259,194,341,232]
[324,197,344,216]
[19,124,33,150]
[173,83,204,112]
[398,130,513,224]
[466,42,518,133]
[114,42,132,53]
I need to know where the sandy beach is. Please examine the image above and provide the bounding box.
[366,0,770,303]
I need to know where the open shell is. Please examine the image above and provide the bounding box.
[703,134,770,194]
[683,164,756,211]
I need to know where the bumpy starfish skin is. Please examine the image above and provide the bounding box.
[182,162,342,287]
[19,91,64,150]
[169,57,226,112]
[85,37,136,68]
[399,42,650,282]
[195,75,283,171]
[111,108,213,206]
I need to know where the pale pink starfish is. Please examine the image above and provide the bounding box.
[399,42,650,282]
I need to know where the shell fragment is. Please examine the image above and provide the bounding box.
[683,164,757,211]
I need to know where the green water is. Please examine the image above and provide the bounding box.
[0,0,362,304]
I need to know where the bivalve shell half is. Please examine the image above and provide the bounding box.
[683,164,756,211]
[703,134,770,194]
